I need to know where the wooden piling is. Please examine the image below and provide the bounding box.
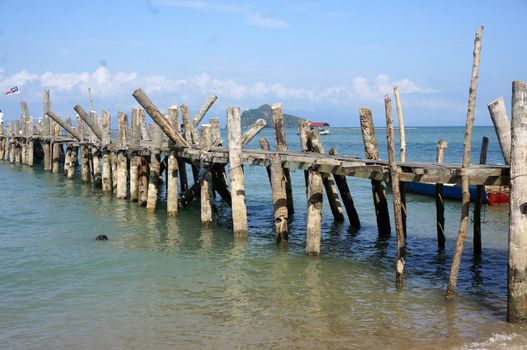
[80,146,89,183]
[308,131,345,222]
[305,131,324,256]
[167,152,179,216]
[329,148,361,229]
[446,25,483,300]
[272,103,294,214]
[116,151,128,199]
[488,97,511,165]
[270,157,288,243]
[298,120,310,196]
[132,89,189,149]
[435,139,448,250]
[92,146,102,187]
[385,95,406,287]
[359,107,391,237]
[45,111,82,141]
[241,119,267,146]
[508,80,527,323]
[393,86,407,236]
[138,157,149,206]
[146,124,162,211]
[52,142,60,174]
[227,107,248,238]
[74,105,103,142]
[259,138,272,183]
[131,108,141,147]
[64,144,72,177]
[211,117,223,146]
[200,125,213,224]
[181,104,194,144]
[129,154,141,202]
[193,95,218,128]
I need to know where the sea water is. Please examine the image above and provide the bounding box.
[1,126,526,349]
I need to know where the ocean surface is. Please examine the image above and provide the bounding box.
[1,126,526,349]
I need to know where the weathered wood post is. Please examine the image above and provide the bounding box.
[129,154,141,202]
[200,125,213,224]
[167,106,179,216]
[241,119,267,146]
[146,124,162,211]
[259,137,272,183]
[116,112,129,199]
[305,130,324,256]
[298,120,310,196]
[211,117,223,146]
[138,156,150,206]
[272,103,294,214]
[446,25,483,300]
[385,95,406,287]
[90,111,102,186]
[101,111,112,192]
[488,96,511,165]
[43,93,52,171]
[360,107,391,237]
[309,131,345,222]
[81,146,89,183]
[508,80,527,323]
[473,136,488,256]
[227,107,248,238]
[393,86,407,235]
[435,139,448,250]
[270,157,288,244]
[51,123,61,174]
[64,144,72,176]
[27,116,34,167]
[329,148,361,230]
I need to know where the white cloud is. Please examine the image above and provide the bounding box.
[153,0,290,29]
[246,13,290,29]
[0,67,437,110]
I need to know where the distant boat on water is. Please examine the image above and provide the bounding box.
[403,182,509,205]
[309,121,331,135]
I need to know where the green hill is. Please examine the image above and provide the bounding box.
[241,104,303,128]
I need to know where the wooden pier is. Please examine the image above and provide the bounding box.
[1,28,526,323]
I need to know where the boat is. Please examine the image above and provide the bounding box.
[308,122,330,135]
[403,182,509,205]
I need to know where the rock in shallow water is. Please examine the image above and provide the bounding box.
[95,234,108,241]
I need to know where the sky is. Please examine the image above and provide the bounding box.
[0,0,525,127]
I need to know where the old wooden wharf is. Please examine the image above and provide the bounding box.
[1,27,527,323]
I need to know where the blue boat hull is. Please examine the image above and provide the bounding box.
[404,182,487,203]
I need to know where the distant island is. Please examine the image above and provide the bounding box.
[241,104,304,128]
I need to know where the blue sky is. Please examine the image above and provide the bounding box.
[0,0,525,126]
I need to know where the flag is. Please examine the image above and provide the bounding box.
[4,86,20,95]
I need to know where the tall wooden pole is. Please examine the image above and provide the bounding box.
[385,95,406,287]
[360,107,391,237]
[435,139,448,250]
[272,103,294,214]
[508,80,527,323]
[393,86,407,235]
[305,130,324,256]
[446,25,484,300]
[200,125,213,224]
[227,107,248,238]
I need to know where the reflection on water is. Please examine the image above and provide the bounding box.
[1,127,526,349]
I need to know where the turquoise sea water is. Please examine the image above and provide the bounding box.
[1,126,526,349]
